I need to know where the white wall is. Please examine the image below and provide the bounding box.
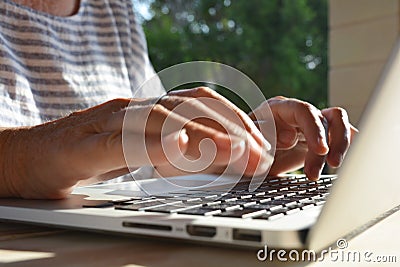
[329,0,400,124]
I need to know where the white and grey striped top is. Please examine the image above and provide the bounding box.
[0,0,164,127]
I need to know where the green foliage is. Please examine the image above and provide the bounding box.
[142,0,328,110]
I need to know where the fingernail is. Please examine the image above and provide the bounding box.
[248,133,273,173]
[312,166,323,180]
[163,129,186,143]
[335,152,343,167]
[261,138,272,151]
[248,133,262,153]
[252,120,272,151]
[253,148,274,176]
[180,129,189,144]
[254,159,273,176]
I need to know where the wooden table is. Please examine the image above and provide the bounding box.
[0,210,399,267]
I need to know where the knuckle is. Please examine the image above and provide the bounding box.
[291,99,316,114]
[331,107,349,120]
[152,103,166,113]
[106,98,130,109]
[161,95,192,104]
[159,95,180,105]
[196,86,213,94]
[267,96,284,105]
[150,104,169,118]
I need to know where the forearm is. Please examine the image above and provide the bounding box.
[0,127,21,197]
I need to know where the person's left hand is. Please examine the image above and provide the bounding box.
[152,87,272,178]
[250,96,358,180]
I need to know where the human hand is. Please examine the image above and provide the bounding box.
[147,87,272,178]
[250,96,358,180]
[0,87,271,199]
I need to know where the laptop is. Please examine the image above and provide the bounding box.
[1,40,400,252]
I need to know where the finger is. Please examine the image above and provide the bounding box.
[277,128,299,149]
[159,95,274,172]
[106,103,247,167]
[158,95,248,139]
[169,87,271,150]
[303,148,326,181]
[104,102,221,135]
[87,130,190,174]
[168,88,273,176]
[350,125,359,142]
[268,144,308,175]
[254,119,301,150]
[229,132,273,177]
[322,107,352,168]
[157,134,246,174]
[269,97,329,155]
[92,96,260,175]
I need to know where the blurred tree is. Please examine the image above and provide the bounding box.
[141,0,328,110]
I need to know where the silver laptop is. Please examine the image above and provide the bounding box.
[1,40,400,252]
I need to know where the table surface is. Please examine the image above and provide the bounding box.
[0,209,399,267]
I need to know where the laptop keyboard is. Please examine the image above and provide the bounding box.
[112,175,335,221]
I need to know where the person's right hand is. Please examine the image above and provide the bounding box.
[0,88,270,199]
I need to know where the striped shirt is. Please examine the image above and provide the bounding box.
[0,0,164,127]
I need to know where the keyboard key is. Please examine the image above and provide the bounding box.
[109,197,156,205]
[183,199,214,205]
[178,207,222,216]
[283,200,298,207]
[239,194,253,199]
[266,189,278,193]
[205,204,241,211]
[312,195,327,201]
[287,195,312,201]
[152,193,180,198]
[215,208,267,218]
[115,200,180,211]
[300,204,316,210]
[109,197,142,204]
[220,197,238,202]
[231,200,257,207]
[298,198,316,205]
[253,212,284,221]
[248,204,285,212]
[147,202,203,213]
[254,196,273,203]
[204,201,222,206]
[268,199,297,206]
[82,200,114,208]
[176,196,202,202]
[269,206,288,213]
[285,208,301,215]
